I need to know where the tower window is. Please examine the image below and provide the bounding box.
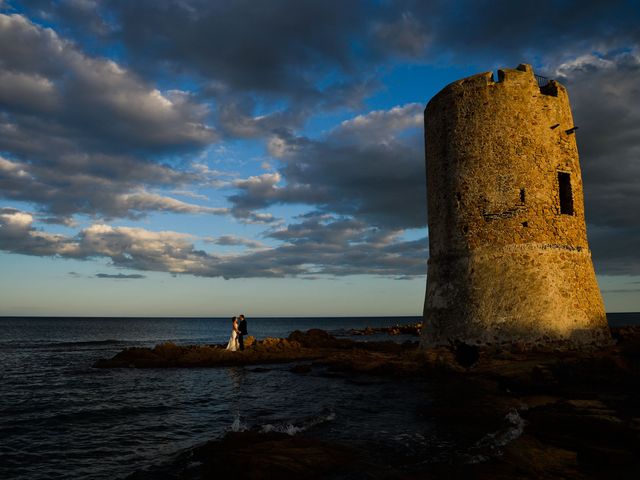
[558,172,573,215]
[520,188,526,204]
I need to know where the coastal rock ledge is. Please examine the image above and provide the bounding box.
[98,326,640,479]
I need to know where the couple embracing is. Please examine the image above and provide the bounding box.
[225,314,248,352]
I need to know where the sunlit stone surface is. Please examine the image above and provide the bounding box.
[422,64,610,346]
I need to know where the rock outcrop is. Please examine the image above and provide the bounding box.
[119,326,640,479]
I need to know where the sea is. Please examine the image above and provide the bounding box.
[1,313,638,480]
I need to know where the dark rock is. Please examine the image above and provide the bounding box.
[577,445,638,468]
[454,342,480,368]
[524,399,634,456]
[119,326,640,480]
[531,364,558,386]
[94,339,321,369]
[127,431,356,480]
[153,342,184,361]
[287,329,343,348]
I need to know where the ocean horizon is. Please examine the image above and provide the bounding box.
[2,312,638,321]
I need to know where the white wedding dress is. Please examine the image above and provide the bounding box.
[226,329,239,351]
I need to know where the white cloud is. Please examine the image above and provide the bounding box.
[115,191,228,216]
[1,209,34,229]
[334,103,423,144]
[0,208,427,279]
[0,13,220,221]
[230,104,426,229]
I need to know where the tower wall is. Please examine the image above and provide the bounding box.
[422,64,610,346]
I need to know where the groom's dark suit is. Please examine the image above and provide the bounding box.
[238,318,248,351]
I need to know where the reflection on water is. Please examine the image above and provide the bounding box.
[227,366,247,432]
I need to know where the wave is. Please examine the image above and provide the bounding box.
[230,413,249,433]
[227,408,336,437]
[464,409,525,463]
[259,409,336,436]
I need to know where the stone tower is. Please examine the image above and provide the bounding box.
[422,64,610,347]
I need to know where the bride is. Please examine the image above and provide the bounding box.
[226,316,240,351]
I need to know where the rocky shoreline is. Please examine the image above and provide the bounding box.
[97,327,640,479]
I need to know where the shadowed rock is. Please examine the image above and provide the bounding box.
[126,431,357,480]
[118,326,640,479]
[94,329,420,369]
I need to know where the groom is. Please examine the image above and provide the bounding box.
[238,314,248,351]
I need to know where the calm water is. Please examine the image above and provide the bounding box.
[606,312,640,327]
[1,314,637,480]
[0,316,427,480]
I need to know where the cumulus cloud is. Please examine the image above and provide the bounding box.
[0,155,228,220]
[0,208,78,256]
[0,14,215,151]
[11,1,638,145]
[0,13,220,220]
[218,213,427,278]
[552,50,640,275]
[8,1,383,139]
[2,1,639,281]
[333,103,423,144]
[21,1,639,93]
[229,104,426,229]
[387,0,640,66]
[109,0,370,97]
[11,1,639,130]
[0,208,427,279]
[554,51,640,228]
[215,99,308,139]
[114,191,228,216]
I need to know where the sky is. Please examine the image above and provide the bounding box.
[0,0,639,317]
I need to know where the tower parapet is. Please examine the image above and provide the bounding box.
[422,64,610,347]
